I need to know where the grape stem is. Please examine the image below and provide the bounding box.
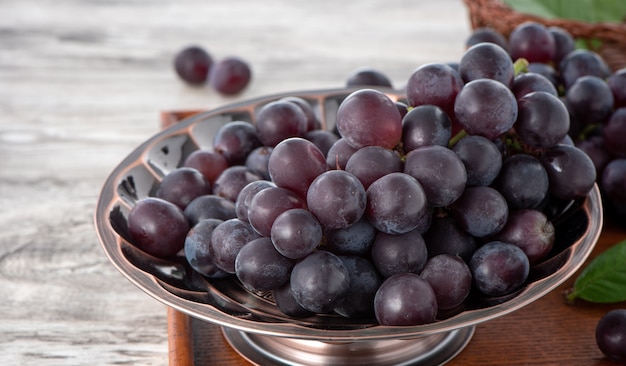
[513,58,530,76]
[448,129,468,147]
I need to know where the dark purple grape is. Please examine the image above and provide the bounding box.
[566,75,614,124]
[465,27,509,52]
[183,149,229,184]
[516,91,570,148]
[280,96,320,131]
[608,68,626,108]
[469,241,530,297]
[423,216,476,263]
[307,170,366,229]
[603,107,626,157]
[255,100,308,147]
[271,208,322,259]
[404,145,467,207]
[304,129,339,157]
[576,135,613,175]
[508,21,556,64]
[323,216,377,256]
[235,237,294,292]
[596,309,626,364]
[344,146,402,189]
[451,135,502,187]
[539,144,597,201]
[559,49,612,89]
[212,121,262,166]
[212,166,262,202]
[401,104,452,152]
[371,228,428,278]
[458,42,514,87]
[183,194,237,227]
[235,180,275,222]
[173,45,213,85]
[493,154,549,210]
[420,254,472,310]
[155,167,211,209]
[334,256,383,318]
[184,218,229,278]
[345,67,393,88]
[248,186,307,237]
[290,250,350,313]
[548,26,575,65]
[395,100,409,118]
[245,146,273,180]
[454,78,518,140]
[374,272,438,326]
[336,88,402,149]
[268,137,328,198]
[326,137,358,170]
[365,172,430,235]
[128,197,190,258]
[511,72,558,100]
[602,159,626,206]
[450,186,509,238]
[209,56,251,95]
[494,209,555,264]
[210,218,260,274]
[405,63,464,121]
[527,62,560,88]
[272,282,313,318]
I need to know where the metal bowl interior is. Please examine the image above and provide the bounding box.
[94,88,603,343]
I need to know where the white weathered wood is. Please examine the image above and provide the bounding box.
[0,0,470,364]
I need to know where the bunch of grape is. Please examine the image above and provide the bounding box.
[127,22,602,327]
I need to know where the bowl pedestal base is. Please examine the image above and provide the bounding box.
[221,325,475,365]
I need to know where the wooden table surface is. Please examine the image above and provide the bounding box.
[1,0,625,365]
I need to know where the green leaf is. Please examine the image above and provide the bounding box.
[503,0,626,23]
[567,240,626,303]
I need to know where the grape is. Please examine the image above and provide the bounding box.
[493,154,549,210]
[450,186,509,238]
[235,237,294,292]
[210,218,260,274]
[345,67,393,88]
[323,216,377,256]
[394,100,409,119]
[454,78,518,140]
[335,88,402,149]
[508,21,556,64]
[511,72,558,100]
[155,167,211,209]
[539,144,597,201]
[451,135,502,187]
[420,254,472,310]
[325,137,358,170]
[565,75,614,124]
[458,42,514,87]
[304,129,339,157]
[272,282,313,318]
[247,186,307,237]
[212,166,262,202]
[548,26,575,65]
[602,159,626,206]
[576,136,613,175]
[255,100,308,147]
[344,146,402,189]
[213,121,262,166]
[268,137,328,198]
[365,172,430,235]
[184,218,229,278]
[515,91,570,148]
[469,241,530,297]
[607,68,626,108]
[280,96,320,131]
[371,228,428,278]
[290,250,350,313]
[334,256,382,318]
[128,197,190,258]
[404,145,467,207]
[374,272,438,326]
[234,180,275,222]
[245,146,273,180]
[405,63,464,121]
[306,170,367,229]
[596,309,626,364]
[603,107,626,157]
[559,49,611,89]
[493,209,555,264]
[527,62,560,88]
[401,104,452,152]
[423,216,476,263]
[270,208,322,259]
[183,149,229,184]
[209,56,252,95]
[183,194,237,227]
[173,45,213,85]
[465,27,509,52]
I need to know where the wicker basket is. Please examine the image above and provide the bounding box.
[463,0,626,71]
